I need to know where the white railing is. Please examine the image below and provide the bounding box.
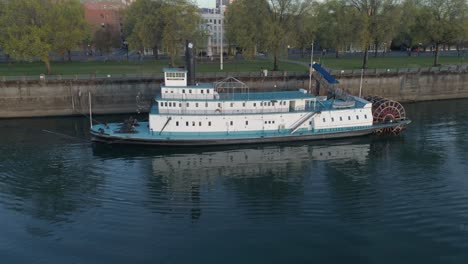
[158,108,290,115]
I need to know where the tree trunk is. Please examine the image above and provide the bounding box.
[44,58,52,75]
[362,47,369,69]
[273,53,278,71]
[433,43,440,66]
[374,40,379,57]
[67,49,72,62]
[153,45,159,60]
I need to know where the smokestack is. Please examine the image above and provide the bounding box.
[185,40,195,85]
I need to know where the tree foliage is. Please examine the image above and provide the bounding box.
[124,0,201,65]
[226,0,314,71]
[0,0,90,74]
[417,0,466,65]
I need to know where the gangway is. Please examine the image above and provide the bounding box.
[311,63,353,102]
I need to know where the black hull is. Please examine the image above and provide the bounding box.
[90,129,376,147]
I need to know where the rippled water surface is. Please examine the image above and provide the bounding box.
[1,100,468,263]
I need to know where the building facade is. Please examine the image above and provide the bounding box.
[201,6,227,57]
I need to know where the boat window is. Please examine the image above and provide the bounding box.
[164,102,168,107]
[176,121,179,126]
[169,102,172,107]
[340,117,343,121]
[323,118,326,122]
[187,103,190,107]
[192,121,195,126]
[182,89,185,93]
[208,121,211,126]
[272,121,275,124]
[260,102,263,106]
[356,115,359,120]
[243,102,246,107]
[268,121,271,124]
[205,103,208,107]
[230,103,234,107]
[179,103,182,107]
[186,121,189,126]
[165,90,168,93]
[230,121,233,126]
[189,90,192,94]
[254,103,256,107]
[196,103,199,107]
[364,114,368,119]
[331,117,334,122]
[309,121,312,125]
[218,103,221,107]
[245,121,248,125]
[348,116,351,120]
[207,90,210,94]
[268,102,271,106]
[201,90,204,94]
[199,122,202,126]
[265,121,267,124]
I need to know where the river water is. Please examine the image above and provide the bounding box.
[1,99,468,263]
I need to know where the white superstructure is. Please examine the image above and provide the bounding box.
[148,68,373,136]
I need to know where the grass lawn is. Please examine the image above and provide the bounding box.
[295,55,466,70]
[0,59,307,77]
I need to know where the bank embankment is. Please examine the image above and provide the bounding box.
[1,66,467,118]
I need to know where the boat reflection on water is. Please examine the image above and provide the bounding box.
[92,137,403,219]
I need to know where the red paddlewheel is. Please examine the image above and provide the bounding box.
[364,96,407,135]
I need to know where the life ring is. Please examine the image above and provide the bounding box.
[215,108,222,113]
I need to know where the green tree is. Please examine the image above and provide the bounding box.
[316,0,363,58]
[418,0,466,66]
[123,0,164,59]
[51,0,90,61]
[225,0,271,59]
[160,0,202,66]
[346,0,400,68]
[0,0,53,73]
[0,0,90,74]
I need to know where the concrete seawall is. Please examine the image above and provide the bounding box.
[1,66,467,118]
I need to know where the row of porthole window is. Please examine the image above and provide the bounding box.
[158,101,287,108]
[164,89,212,94]
[264,120,276,124]
[176,121,212,127]
[175,120,251,127]
[323,115,368,123]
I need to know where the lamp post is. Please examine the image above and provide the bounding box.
[308,42,314,94]
[220,7,224,71]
